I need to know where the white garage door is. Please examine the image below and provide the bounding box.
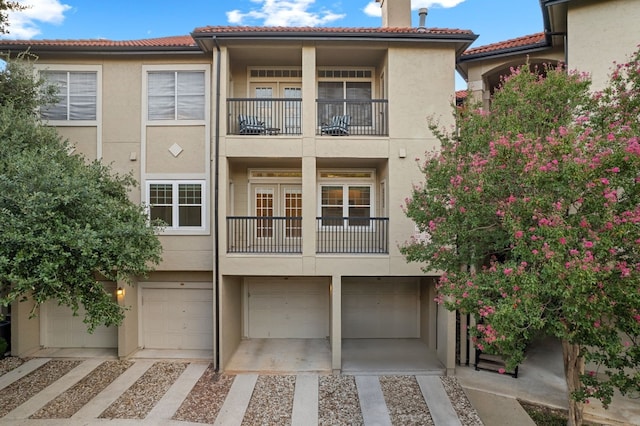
[142,287,213,350]
[44,299,117,348]
[343,278,419,338]
[247,278,329,338]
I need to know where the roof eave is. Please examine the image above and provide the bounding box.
[0,44,203,55]
[458,42,551,63]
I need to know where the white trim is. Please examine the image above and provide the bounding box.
[146,180,208,235]
[35,64,103,159]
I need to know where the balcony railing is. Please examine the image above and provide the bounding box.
[227,216,302,253]
[226,98,389,136]
[316,217,389,254]
[227,98,302,135]
[317,99,388,136]
[226,216,390,254]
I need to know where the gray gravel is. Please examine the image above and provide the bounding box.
[173,365,234,424]
[441,376,484,426]
[380,375,434,426]
[31,359,133,419]
[0,359,80,417]
[242,374,296,425]
[318,374,364,426]
[99,361,187,419]
[0,356,24,376]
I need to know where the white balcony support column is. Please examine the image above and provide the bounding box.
[301,44,316,139]
[301,156,316,271]
[330,275,342,372]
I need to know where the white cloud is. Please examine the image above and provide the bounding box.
[364,0,465,17]
[4,0,71,39]
[226,0,345,26]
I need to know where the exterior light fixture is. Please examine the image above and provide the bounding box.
[116,287,125,297]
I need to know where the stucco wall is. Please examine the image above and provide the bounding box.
[568,0,640,91]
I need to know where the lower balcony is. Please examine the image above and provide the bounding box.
[226,217,389,254]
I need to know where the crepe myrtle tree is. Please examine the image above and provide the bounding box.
[402,50,640,426]
[0,56,162,332]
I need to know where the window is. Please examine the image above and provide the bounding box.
[148,71,205,121]
[147,181,205,230]
[40,71,97,121]
[320,185,371,227]
[318,79,372,126]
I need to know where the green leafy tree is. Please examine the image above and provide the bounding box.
[0,57,162,332]
[403,51,640,426]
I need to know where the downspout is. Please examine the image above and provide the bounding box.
[213,36,221,372]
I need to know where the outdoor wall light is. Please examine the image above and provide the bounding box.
[116,287,125,297]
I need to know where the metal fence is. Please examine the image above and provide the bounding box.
[316,99,388,136]
[227,98,302,135]
[316,217,389,254]
[227,216,302,253]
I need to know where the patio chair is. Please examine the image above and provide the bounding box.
[238,114,266,134]
[320,115,351,136]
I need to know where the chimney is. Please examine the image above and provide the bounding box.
[418,8,428,30]
[376,0,412,28]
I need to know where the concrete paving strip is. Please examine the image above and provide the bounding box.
[416,375,462,426]
[145,362,209,420]
[291,374,318,426]
[4,358,104,419]
[213,373,258,426]
[0,358,51,392]
[0,419,207,426]
[464,388,536,426]
[355,376,392,426]
[71,359,155,420]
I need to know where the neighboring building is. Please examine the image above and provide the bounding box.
[2,0,637,375]
[457,0,640,107]
[0,0,476,374]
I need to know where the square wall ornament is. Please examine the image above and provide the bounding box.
[169,143,183,158]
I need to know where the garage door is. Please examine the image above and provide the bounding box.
[342,278,419,338]
[44,298,117,348]
[247,278,329,338]
[142,287,213,350]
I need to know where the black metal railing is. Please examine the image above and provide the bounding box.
[227,98,302,135]
[227,216,302,253]
[316,217,389,254]
[316,99,388,136]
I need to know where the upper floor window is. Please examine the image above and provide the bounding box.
[147,71,205,121]
[40,71,97,121]
[317,69,373,127]
[147,181,205,231]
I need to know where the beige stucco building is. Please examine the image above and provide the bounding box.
[1,0,638,375]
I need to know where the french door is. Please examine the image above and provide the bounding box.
[249,83,301,134]
[254,185,302,243]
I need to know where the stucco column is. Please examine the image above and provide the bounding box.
[330,275,342,372]
[10,294,39,357]
[117,279,139,358]
[437,297,457,375]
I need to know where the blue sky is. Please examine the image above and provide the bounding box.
[5,0,545,88]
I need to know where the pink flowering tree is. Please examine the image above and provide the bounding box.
[402,49,640,426]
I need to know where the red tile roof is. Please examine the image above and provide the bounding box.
[455,90,467,99]
[193,25,474,36]
[462,32,546,57]
[0,35,197,48]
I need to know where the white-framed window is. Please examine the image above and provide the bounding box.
[147,71,205,121]
[318,169,375,227]
[317,68,373,126]
[40,70,98,122]
[147,181,206,230]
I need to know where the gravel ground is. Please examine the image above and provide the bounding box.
[0,356,24,376]
[99,361,187,419]
[242,375,296,425]
[31,360,133,419]
[173,366,234,424]
[380,376,434,426]
[318,375,364,426]
[441,376,484,426]
[0,359,81,417]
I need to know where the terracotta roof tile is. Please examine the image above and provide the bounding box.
[462,32,546,57]
[455,89,467,99]
[192,25,474,36]
[0,35,197,48]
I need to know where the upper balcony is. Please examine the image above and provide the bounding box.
[226,98,388,137]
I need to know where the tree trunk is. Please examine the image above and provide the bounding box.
[562,340,585,426]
